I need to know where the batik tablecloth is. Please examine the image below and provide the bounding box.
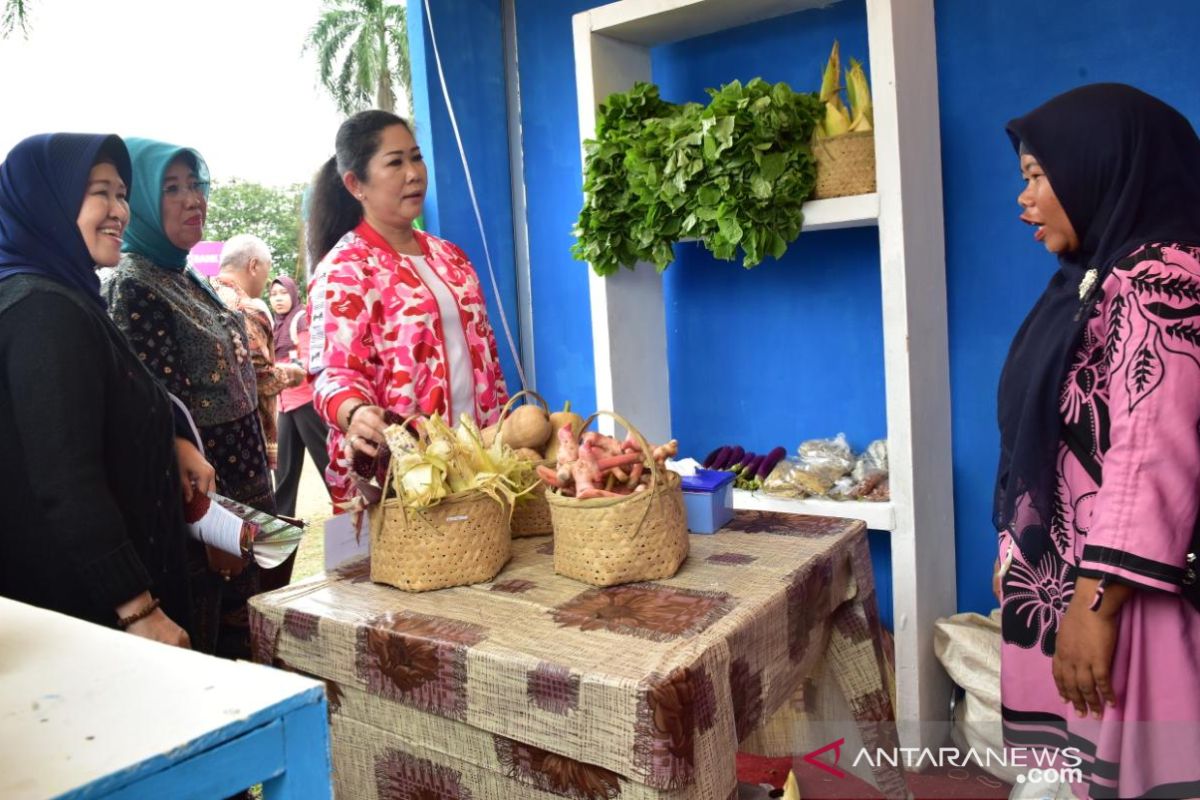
[249,510,905,799]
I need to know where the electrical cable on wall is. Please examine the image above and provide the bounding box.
[422,0,529,393]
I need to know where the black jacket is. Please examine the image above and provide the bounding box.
[0,275,191,630]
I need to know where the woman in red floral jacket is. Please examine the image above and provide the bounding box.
[307,110,508,506]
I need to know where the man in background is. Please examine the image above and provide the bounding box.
[211,234,304,472]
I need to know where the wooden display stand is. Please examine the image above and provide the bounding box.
[573,0,956,740]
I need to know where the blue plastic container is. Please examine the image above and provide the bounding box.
[680,469,735,534]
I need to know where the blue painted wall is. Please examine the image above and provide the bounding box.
[407,0,523,393]
[414,0,1200,623]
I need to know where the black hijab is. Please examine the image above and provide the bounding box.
[0,133,131,308]
[995,83,1200,531]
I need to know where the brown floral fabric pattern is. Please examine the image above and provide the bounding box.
[632,667,698,789]
[491,579,537,594]
[357,610,487,720]
[375,748,473,800]
[283,607,320,641]
[494,735,622,800]
[727,510,853,537]
[786,557,833,662]
[247,606,279,665]
[729,657,764,742]
[528,662,581,715]
[705,552,758,566]
[551,584,732,642]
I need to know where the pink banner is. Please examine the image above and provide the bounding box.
[188,240,223,277]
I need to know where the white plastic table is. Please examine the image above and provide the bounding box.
[0,596,331,799]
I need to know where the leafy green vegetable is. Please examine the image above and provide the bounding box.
[573,78,823,276]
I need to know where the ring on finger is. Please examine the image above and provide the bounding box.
[349,434,360,447]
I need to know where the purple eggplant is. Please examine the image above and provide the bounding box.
[742,454,764,477]
[723,446,745,471]
[734,452,757,474]
[757,446,787,480]
[709,445,733,470]
[702,446,724,469]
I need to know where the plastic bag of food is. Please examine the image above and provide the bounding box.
[852,438,888,483]
[761,457,808,498]
[849,439,889,500]
[762,434,856,498]
[795,433,855,492]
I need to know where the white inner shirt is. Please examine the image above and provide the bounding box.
[407,254,475,424]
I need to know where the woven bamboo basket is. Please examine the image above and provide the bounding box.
[546,411,689,587]
[368,418,511,592]
[497,389,555,538]
[812,130,876,199]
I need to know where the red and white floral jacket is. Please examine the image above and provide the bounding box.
[309,221,508,505]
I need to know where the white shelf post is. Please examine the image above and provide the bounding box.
[866,0,955,739]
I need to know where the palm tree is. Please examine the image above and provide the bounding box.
[2,0,30,38]
[303,0,411,116]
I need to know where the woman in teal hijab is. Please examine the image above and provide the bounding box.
[104,138,274,660]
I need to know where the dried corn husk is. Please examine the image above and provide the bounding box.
[382,413,536,510]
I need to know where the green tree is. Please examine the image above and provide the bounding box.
[205,180,307,294]
[2,0,29,37]
[303,0,411,115]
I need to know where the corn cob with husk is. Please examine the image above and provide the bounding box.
[817,40,852,138]
[815,41,873,138]
[382,413,536,510]
[782,770,801,800]
[845,58,873,132]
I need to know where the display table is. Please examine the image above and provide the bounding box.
[250,510,906,799]
[0,596,332,799]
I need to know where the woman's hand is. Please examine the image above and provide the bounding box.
[993,557,1002,604]
[116,592,191,648]
[175,437,216,502]
[282,363,307,388]
[1052,575,1131,718]
[339,402,388,459]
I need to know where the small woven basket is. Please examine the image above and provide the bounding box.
[368,418,511,592]
[812,130,876,199]
[498,389,555,538]
[546,411,689,587]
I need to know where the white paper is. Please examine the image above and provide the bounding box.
[324,512,369,572]
[187,497,246,557]
[665,457,702,477]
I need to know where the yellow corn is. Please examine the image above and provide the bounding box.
[846,58,873,132]
[782,770,802,800]
[819,40,842,106]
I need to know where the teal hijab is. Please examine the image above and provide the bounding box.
[122,137,210,270]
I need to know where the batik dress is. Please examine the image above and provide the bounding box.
[1000,243,1200,799]
[105,252,273,658]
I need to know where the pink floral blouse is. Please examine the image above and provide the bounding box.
[309,222,508,505]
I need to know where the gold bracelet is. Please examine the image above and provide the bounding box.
[117,597,161,629]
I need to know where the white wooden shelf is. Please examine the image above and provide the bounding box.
[589,0,843,45]
[574,0,955,738]
[732,488,896,530]
[800,192,880,230]
[679,191,879,245]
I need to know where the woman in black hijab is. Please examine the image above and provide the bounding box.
[0,134,209,646]
[996,84,1200,799]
